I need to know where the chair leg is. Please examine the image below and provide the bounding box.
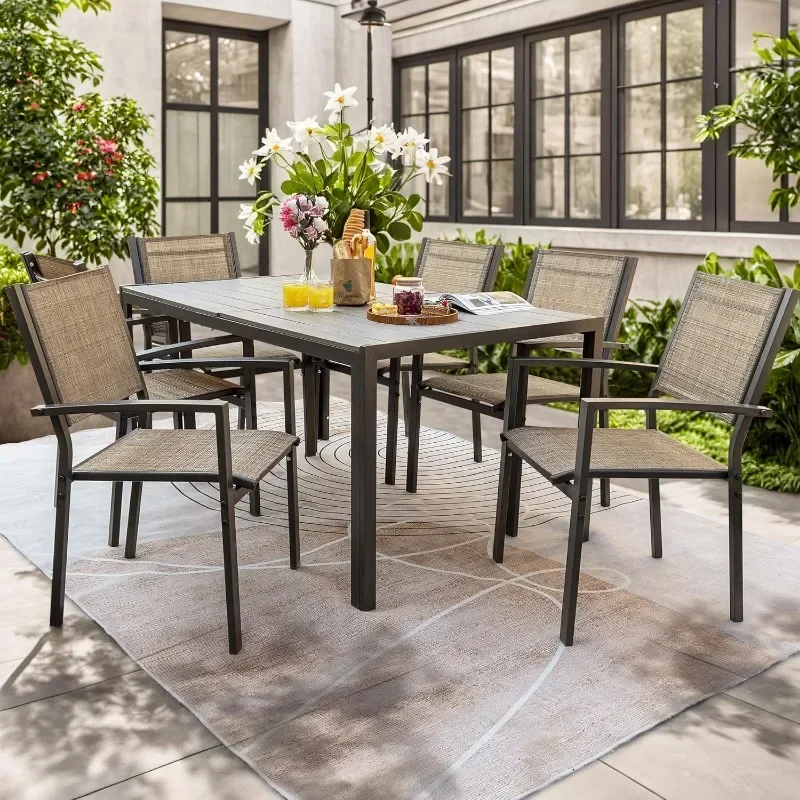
[249,483,261,517]
[599,402,611,507]
[405,356,423,493]
[220,483,242,654]
[648,479,663,558]
[582,480,593,543]
[401,371,411,437]
[286,447,300,569]
[317,363,330,441]
[50,475,71,627]
[472,410,482,463]
[493,442,514,562]
[172,412,183,430]
[729,475,743,622]
[124,482,143,559]
[108,415,127,547]
[237,404,245,430]
[505,452,523,538]
[384,358,400,485]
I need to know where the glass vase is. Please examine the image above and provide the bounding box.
[282,248,318,311]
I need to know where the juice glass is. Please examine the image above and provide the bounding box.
[283,277,309,311]
[309,279,334,312]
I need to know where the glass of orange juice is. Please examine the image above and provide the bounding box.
[308,278,334,312]
[283,276,309,311]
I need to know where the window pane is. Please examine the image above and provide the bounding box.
[625,152,661,219]
[462,52,489,107]
[428,113,450,158]
[218,113,259,198]
[401,66,426,115]
[792,0,800,31]
[429,176,449,216]
[534,38,564,97]
[534,97,565,156]
[219,201,258,275]
[165,202,210,235]
[463,108,489,160]
[491,48,515,104]
[219,38,259,108]
[570,92,601,154]
[570,155,601,219]
[624,16,661,85]
[734,0,780,69]
[534,158,565,217]
[666,80,702,149]
[463,162,489,216]
[666,8,703,79]
[165,31,210,104]
[400,115,426,136]
[492,105,515,159]
[492,161,514,216]
[666,150,702,220]
[166,110,210,197]
[735,158,779,221]
[428,62,450,112]
[570,30,602,92]
[623,86,661,151]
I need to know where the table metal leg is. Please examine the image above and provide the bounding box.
[350,353,377,611]
[384,358,400,485]
[579,324,603,542]
[301,355,318,457]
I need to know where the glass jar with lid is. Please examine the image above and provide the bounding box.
[393,276,425,315]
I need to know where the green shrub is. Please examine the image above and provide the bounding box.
[0,245,29,370]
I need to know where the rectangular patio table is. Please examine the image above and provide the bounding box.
[121,277,604,612]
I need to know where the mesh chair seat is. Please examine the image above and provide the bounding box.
[423,372,580,406]
[505,426,726,482]
[144,369,239,400]
[195,341,298,362]
[377,353,469,372]
[74,428,297,486]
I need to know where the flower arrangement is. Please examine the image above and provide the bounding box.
[278,194,329,250]
[237,84,449,254]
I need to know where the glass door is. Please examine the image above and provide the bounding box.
[163,23,267,274]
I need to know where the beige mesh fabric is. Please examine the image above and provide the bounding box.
[654,272,783,423]
[143,370,238,400]
[527,250,628,338]
[424,372,579,406]
[198,341,298,361]
[23,268,144,424]
[376,353,469,371]
[136,234,236,284]
[74,429,297,485]
[417,239,497,294]
[505,426,726,481]
[35,255,81,280]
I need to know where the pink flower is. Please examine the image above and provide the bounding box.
[28,101,40,111]
[97,137,118,154]
[296,195,311,213]
[305,226,319,241]
[72,101,87,112]
[287,225,299,239]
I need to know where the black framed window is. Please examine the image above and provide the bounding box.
[728,0,800,229]
[528,24,608,225]
[163,22,268,274]
[398,59,453,219]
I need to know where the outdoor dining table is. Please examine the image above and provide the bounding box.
[121,276,604,612]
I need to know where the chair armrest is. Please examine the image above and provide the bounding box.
[125,315,174,328]
[510,357,658,372]
[137,334,239,361]
[31,398,229,417]
[139,357,295,372]
[579,397,772,418]
[520,339,628,351]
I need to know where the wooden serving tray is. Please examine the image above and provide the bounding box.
[367,309,459,325]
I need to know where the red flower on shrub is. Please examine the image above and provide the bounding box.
[31,171,48,184]
[72,101,87,112]
[75,171,91,181]
[97,137,118,154]
[66,202,82,213]
[28,101,40,110]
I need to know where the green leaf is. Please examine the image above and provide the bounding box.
[387,222,411,241]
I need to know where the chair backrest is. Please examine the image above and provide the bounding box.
[7,267,144,424]
[20,252,86,282]
[129,233,240,285]
[415,238,504,294]
[524,248,637,341]
[653,271,796,423]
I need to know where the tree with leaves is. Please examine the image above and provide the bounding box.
[0,0,158,264]
[697,32,800,212]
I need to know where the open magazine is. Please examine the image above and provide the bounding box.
[425,291,532,316]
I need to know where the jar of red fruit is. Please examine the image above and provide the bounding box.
[393,276,425,315]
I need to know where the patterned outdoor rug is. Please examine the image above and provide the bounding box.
[1,398,799,799]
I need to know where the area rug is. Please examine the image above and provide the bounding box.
[1,398,799,799]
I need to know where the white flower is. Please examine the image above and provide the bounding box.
[245,227,260,245]
[238,158,263,186]
[324,83,358,122]
[288,116,330,153]
[312,216,328,232]
[415,147,451,185]
[254,128,294,159]
[396,127,429,165]
[363,124,398,156]
[314,195,329,211]
[370,159,392,175]
[238,203,257,228]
